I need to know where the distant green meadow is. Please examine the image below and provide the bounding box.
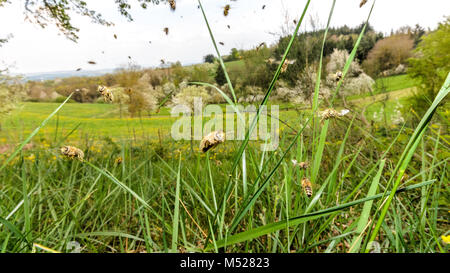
[1,86,413,145]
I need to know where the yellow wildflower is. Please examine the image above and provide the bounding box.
[441,234,450,244]
[115,157,123,165]
[25,154,36,162]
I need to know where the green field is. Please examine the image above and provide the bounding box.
[0,74,417,145]
[374,74,420,93]
[0,96,405,145]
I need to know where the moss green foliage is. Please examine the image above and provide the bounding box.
[408,17,450,107]
[214,64,227,86]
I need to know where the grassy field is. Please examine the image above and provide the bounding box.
[0,3,449,254]
[0,74,417,144]
[374,74,420,93]
[0,73,448,253]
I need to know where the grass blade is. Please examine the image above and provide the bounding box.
[171,154,182,252]
[365,72,450,252]
[208,180,434,250]
[348,159,385,253]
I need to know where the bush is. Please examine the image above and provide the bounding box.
[215,65,227,86]
[171,85,210,110]
[407,17,450,110]
[241,47,272,88]
[203,54,216,64]
[326,48,362,77]
[363,34,414,77]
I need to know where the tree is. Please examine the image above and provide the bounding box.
[203,54,215,64]
[355,32,383,63]
[0,74,25,130]
[407,17,450,108]
[225,48,240,62]
[171,84,210,152]
[214,65,227,86]
[362,34,414,77]
[394,24,426,47]
[241,46,272,88]
[0,0,167,42]
[126,89,147,117]
[411,24,426,47]
[273,33,322,86]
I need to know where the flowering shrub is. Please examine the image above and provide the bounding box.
[0,75,24,119]
[326,48,362,77]
[171,85,210,110]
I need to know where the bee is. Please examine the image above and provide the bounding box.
[280,59,295,73]
[266,58,275,64]
[256,42,266,51]
[320,108,350,122]
[128,56,132,59]
[281,62,288,73]
[60,146,84,161]
[223,5,230,16]
[113,34,118,39]
[227,25,231,29]
[163,27,169,35]
[168,0,176,11]
[87,61,97,65]
[360,0,368,8]
[115,157,123,165]
[219,42,224,46]
[97,85,114,102]
[291,159,309,169]
[200,130,225,153]
[400,173,409,183]
[76,68,82,71]
[160,59,165,65]
[262,5,266,10]
[301,178,313,197]
[335,71,343,82]
[293,19,297,25]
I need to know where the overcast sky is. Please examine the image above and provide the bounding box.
[0,0,448,74]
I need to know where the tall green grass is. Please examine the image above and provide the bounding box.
[0,0,448,253]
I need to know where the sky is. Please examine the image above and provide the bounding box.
[0,0,448,74]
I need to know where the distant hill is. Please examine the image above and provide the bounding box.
[18,68,117,82]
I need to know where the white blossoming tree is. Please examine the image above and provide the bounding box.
[0,74,24,130]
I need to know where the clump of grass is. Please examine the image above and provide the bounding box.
[0,0,449,254]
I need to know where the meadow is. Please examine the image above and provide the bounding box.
[0,74,415,143]
[0,1,449,254]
